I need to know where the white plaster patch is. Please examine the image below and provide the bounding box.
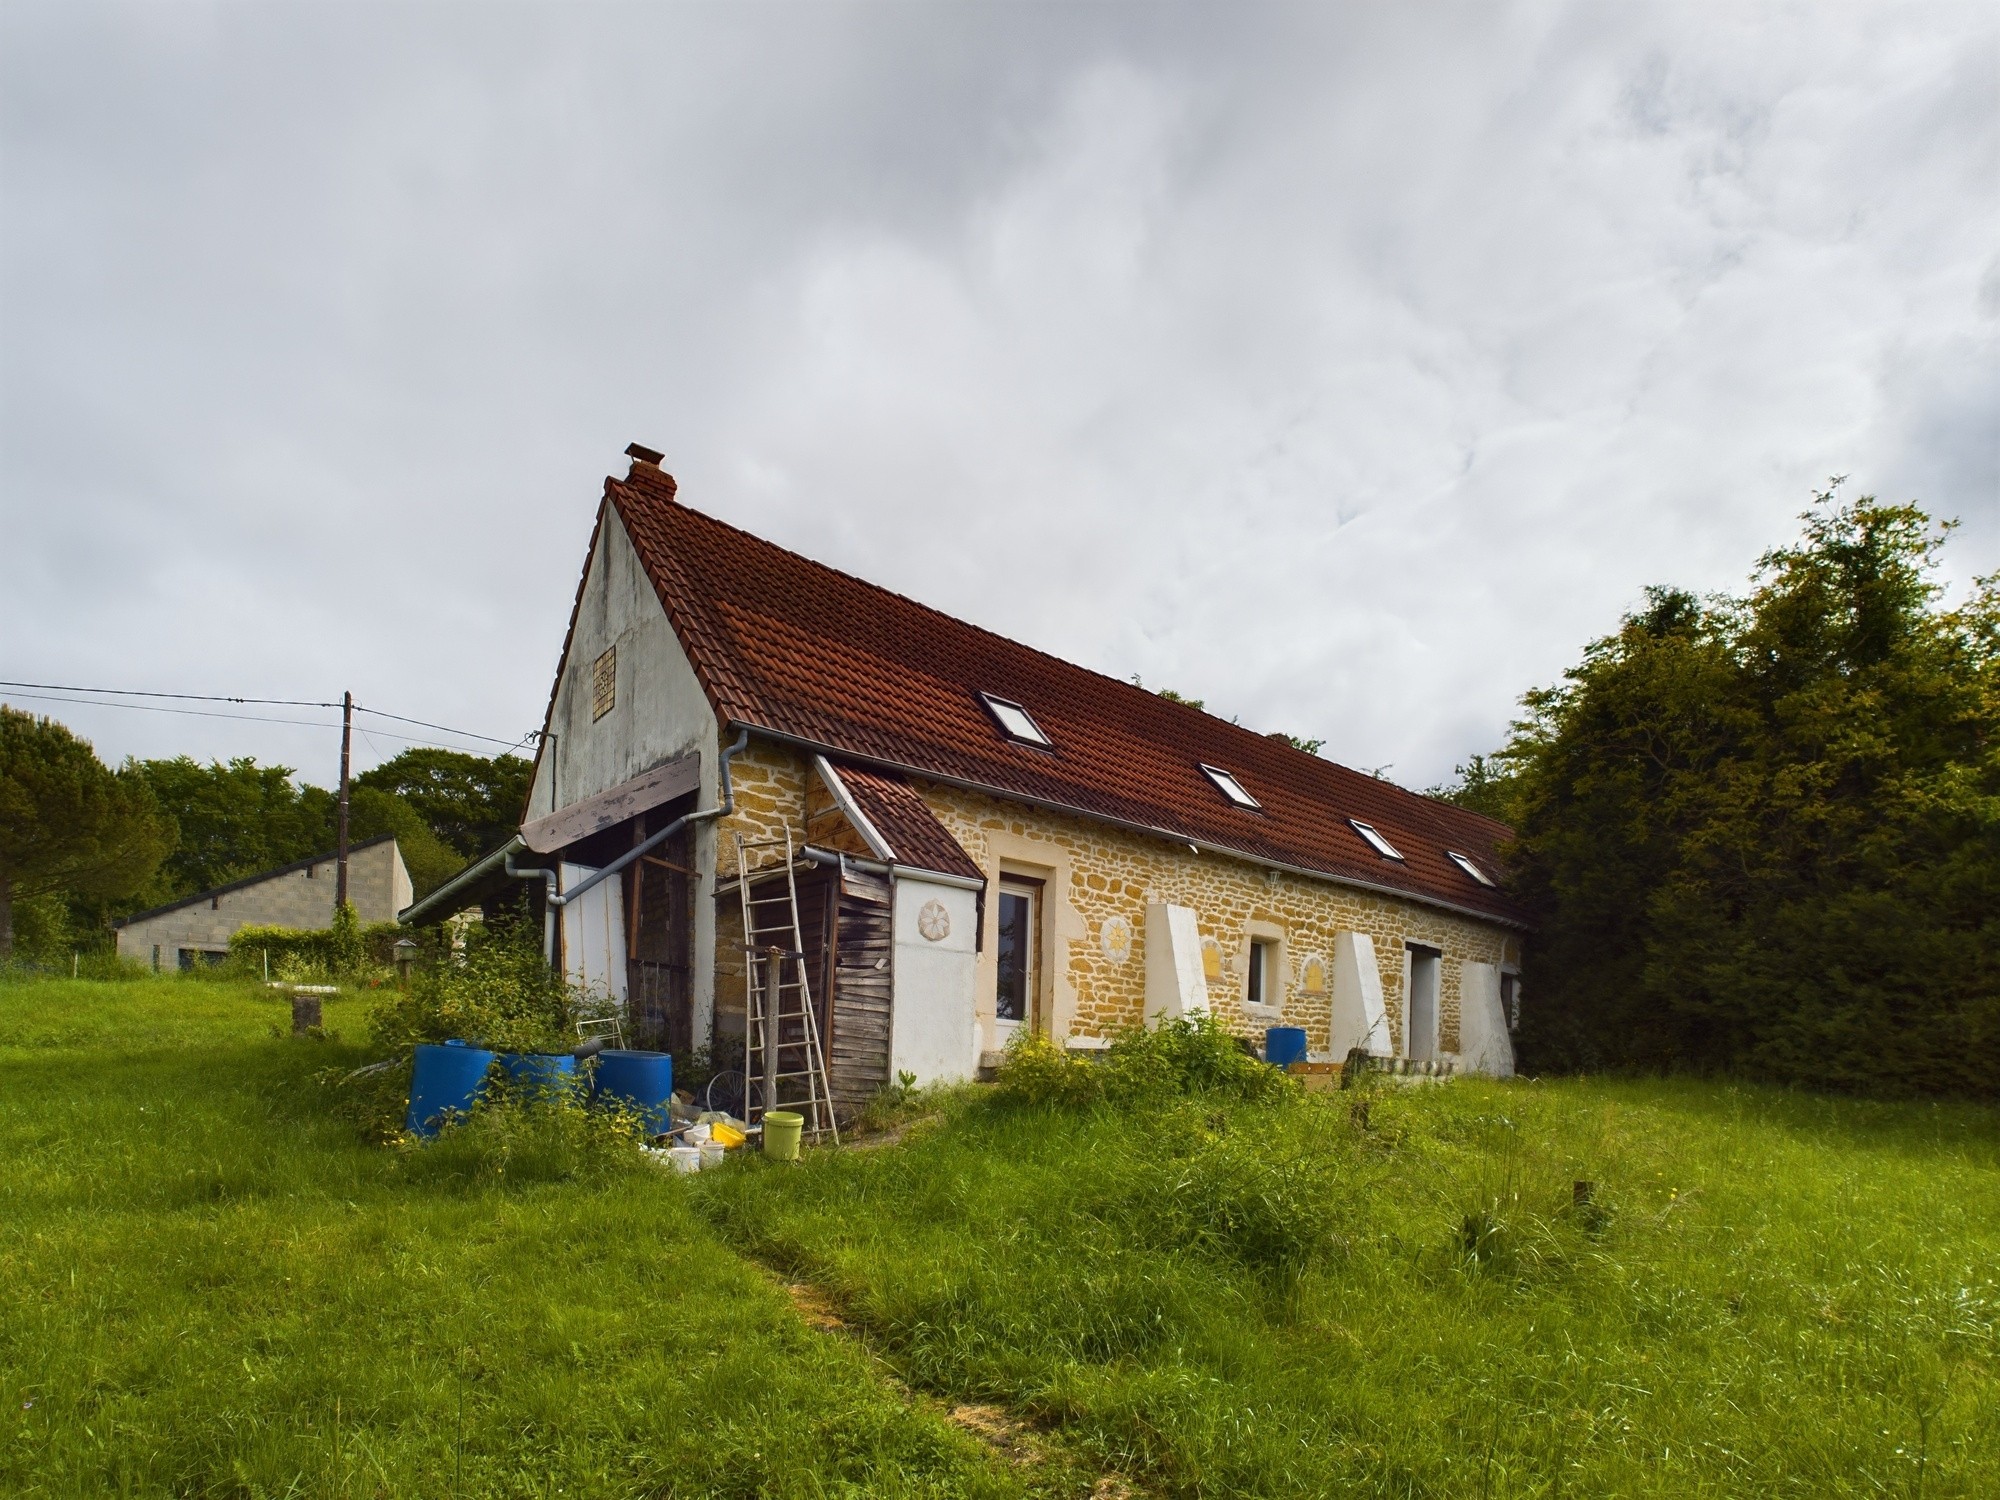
[1100,914,1132,963]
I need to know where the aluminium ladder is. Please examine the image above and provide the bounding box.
[733,829,839,1145]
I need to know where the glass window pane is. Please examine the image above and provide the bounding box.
[1350,820,1404,860]
[981,694,1051,746]
[996,891,1029,1021]
[1201,764,1260,809]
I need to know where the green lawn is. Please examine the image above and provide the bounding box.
[703,1073,2000,1498]
[0,978,1029,1499]
[4,979,1996,1498]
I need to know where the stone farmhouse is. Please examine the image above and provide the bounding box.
[497,445,1524,1117]
[115,834,411,971]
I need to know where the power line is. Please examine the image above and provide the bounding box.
[0,689,521,758]
[0,678,336,709]
[0,678,534,753]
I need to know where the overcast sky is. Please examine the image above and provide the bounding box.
[3,1,1994,796]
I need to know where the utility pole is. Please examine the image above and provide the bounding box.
[335,690,353,909]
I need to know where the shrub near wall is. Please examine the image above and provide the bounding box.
[227,903,399,979]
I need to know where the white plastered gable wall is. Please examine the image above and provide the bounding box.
[524,504,724,1042]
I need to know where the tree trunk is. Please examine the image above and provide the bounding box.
[0,875,13,961]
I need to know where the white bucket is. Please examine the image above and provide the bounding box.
[699,1141,726,1170]
[666,1145,702,1174]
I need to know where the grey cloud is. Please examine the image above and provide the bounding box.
[3,1,1993,793]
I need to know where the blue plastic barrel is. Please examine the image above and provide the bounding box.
[499,1051,579,1098]
[593,1049,674,1134]
[1264,1026,1309,1069]
[406,1040,497,1136]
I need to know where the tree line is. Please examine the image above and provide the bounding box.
[0,727,530,963]
[1434,491,1997,1098]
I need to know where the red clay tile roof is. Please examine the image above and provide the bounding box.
[823,760,985,883]
[608,463,1525,927]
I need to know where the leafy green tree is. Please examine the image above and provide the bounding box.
[126,756,335,903]
[1500,493,1999,1097]
[0,709,173,959]
[354,748,532,858]
[1426,752,1522,823]
[347,786,463,899]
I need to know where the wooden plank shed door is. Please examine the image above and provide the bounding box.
[748,862,892,1118]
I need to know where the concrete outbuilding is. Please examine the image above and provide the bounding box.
[115,835,411,970]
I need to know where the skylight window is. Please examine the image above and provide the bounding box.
[1201,764,1262,810]
[1447,851,1496,887]
[1349,819,1404,861]
[979,693,1052,747]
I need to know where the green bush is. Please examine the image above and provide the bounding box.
[994,1014,1291,1109]
[228,902,392,981]
[368,921,581,1055]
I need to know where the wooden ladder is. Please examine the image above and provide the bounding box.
[734,829,839,1145]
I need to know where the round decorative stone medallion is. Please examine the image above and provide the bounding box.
[917,899,951,942]
[1100,914,1133,963]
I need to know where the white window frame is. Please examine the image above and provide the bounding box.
[1447,850,1495,887]
[1201,764,1261,810]
[979,693,1052,747]
[1350,819,1404,860]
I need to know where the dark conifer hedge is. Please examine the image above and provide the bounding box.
[1450,492,1998,1097]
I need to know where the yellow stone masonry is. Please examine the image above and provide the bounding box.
[703,736,1520,1056]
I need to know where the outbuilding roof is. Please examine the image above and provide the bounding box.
[600,458,1525,927]
[114,834,399,928]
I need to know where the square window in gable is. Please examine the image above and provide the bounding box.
[1201,764,1261,810]
[1350,819,1404,860]
[1447,850,1496,887]
[979,693,1052,747]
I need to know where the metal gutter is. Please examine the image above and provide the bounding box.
[798,844,986,892]
[398,835,523,926]
[508,727,752,962]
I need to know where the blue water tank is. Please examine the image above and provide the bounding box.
[498,1051,580,1098]
[406,1041,497,1136]
[1264,1026,1309,1069]
[593,1049,674,1134]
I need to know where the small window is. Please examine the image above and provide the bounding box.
[592,646,617,720]
[1201,764,1261,810]
[979,693,1051,747]
[1447,851,1495,887]
[1247,937,1278,1007]
[1350,819,1403,860]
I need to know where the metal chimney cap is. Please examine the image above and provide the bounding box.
[625,442,665,466]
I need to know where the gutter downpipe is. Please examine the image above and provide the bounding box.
[507,727,750,966]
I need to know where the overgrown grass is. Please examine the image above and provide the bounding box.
[0,978,1031,1498]
[700,1068,2000,1496]
[7,977,1996,1496]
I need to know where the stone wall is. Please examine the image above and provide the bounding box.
[918,781,1519,1057]
[696,737,1522,1060]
